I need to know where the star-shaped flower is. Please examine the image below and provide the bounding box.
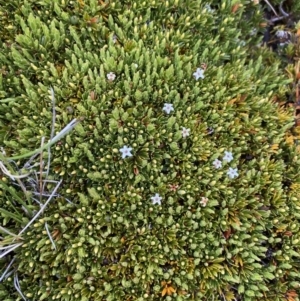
[223,151,233,162]
[182,127,190,138]
[119,145,133,159]
[163,103,174,114]
[213,159,222,169]
[227,167,239,179]
[200,197,208,207]
[107,72,116,81]
[151,193,162,205]
[193,68,205,80]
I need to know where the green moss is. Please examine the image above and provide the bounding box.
[1,0,300,300]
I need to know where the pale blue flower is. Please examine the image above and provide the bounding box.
[213,159,222,169]
[119,145,133,159]
[151,193,162,205]
[163,103,174,114]
[223,151,233,162]
[193,68,205,80]
[227,167,238,179]
[182,127,190,138]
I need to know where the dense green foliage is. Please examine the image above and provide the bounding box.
[1,0,300,300]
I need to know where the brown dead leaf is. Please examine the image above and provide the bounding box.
[259,22,268,28]
[134,167,139,175]
[231,3,240,13]
[286,290,298,301]
[90,91,96,100]
[177,289,188,296]
[223,228,232,239]
[228,98,237,105]
[161,281,176,297]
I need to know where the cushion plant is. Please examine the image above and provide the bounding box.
[0,0,300,300]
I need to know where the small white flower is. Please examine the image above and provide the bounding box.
[163,103,174,114]
[151,193,162,205]
[119,145,133,159]
[133,63,138,68]
[200,197,208,207]
[193,68,205,80]
[112,34,117,43]
[107,72,116,81]
[182,127,190,138]
[227,167,239,179]
[213,159,222,169]
[223,151,233,163]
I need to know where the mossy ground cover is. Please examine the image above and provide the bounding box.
[1,0,300,300]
